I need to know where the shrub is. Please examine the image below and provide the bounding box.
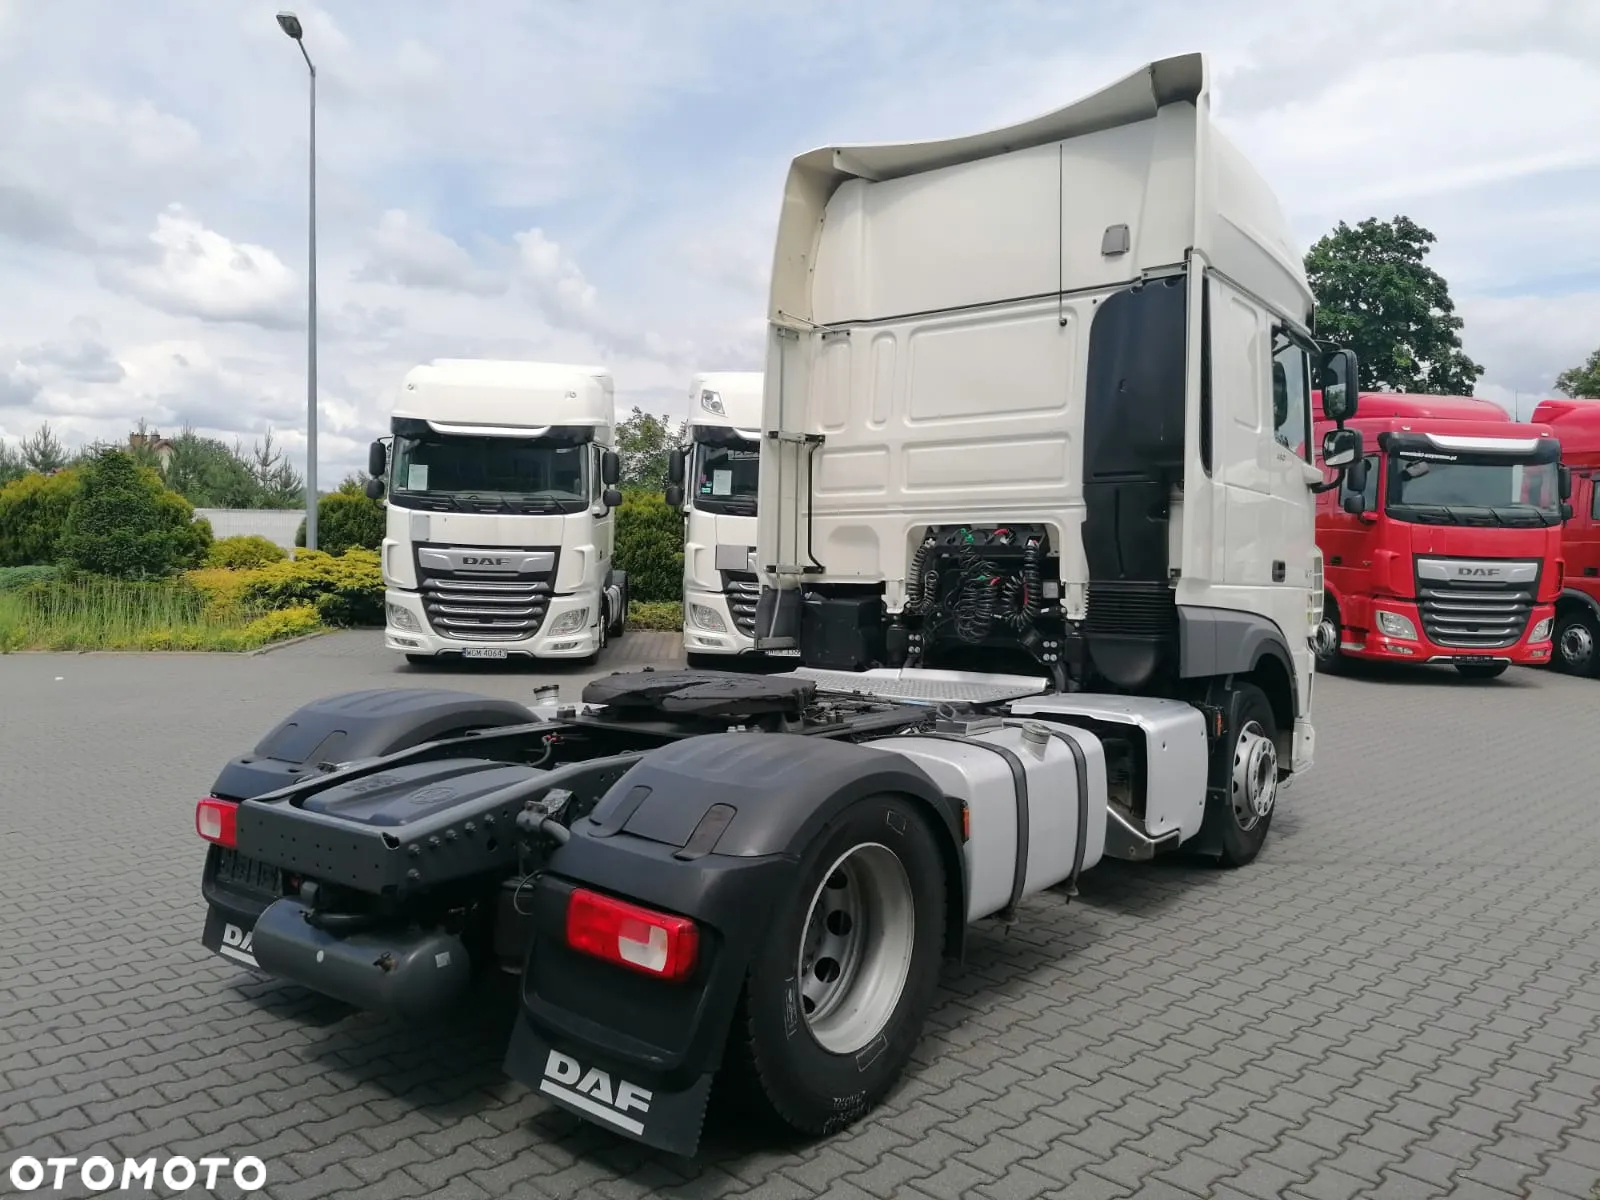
[0,469,82,566]
[238,548,384,627]
[614,490,684,604]
[57,449,213,578]
[0,564,61,592]
[627,600,683,631]
[295,488,386,555]
[184,567,255,621]
[205,534,288,570]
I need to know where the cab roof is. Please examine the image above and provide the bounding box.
[1531,398,1600,459]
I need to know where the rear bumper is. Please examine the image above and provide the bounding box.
[1340,600,1554,666]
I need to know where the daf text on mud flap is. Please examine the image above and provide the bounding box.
[539,1050,652,1135]
[219,922,257,967]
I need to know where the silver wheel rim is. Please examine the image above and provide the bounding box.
[1313,618,1339,660]
[1231,720,1277,831]
[1560,623,1593,669]
[796,843,915,1055]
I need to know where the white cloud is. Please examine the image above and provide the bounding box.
[357,209,504,296]
[514,228,599,319]
[97,206,300,329]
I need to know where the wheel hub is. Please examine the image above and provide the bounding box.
[796,843,915,1056]
[1313,618,1339,658]
[1231,721,1278,829]
[1560,622,1593,667]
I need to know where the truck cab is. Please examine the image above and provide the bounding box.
[1313,392,1568,679]
[664,372,771,666]
[1529,398,1600,675]
[368,359,629,664]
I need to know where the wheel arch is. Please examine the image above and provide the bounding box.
[1556,587,1600,621]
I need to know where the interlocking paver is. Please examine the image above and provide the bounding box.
[3,635,1600,1199]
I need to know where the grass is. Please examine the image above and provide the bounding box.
[0,575,322,653]
[628,600,683,631]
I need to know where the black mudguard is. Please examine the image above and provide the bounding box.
[503,732,968,1156]
[209,687,536,801]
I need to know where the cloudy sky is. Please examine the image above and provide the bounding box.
[0,0,1596,484]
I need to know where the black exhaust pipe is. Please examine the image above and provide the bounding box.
[250,899,473,1019]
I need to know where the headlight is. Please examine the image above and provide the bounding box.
[689,603,726,632]
[1376,610,1417,640]
[548,608,590,636]
[1530,617,1553,643]
[386,603,421,632]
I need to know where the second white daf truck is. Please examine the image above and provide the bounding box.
[366,359,629,664]
[664,371,770,666]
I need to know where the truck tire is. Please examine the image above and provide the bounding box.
[1554,610,1600,677]
[1455,661,1509,680]
[1200,682,1279,869]
[720,793,947,1138]
[609,571,629,639]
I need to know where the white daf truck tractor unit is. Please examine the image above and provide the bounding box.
[365,359,629,664]
[192,54,1363,1159]
[664,371,771,666]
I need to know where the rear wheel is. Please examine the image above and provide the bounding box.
[1455,661,1509,680]
[1200,682,1279,869]
[1554,610,1600,677]
[720,794,947,1138]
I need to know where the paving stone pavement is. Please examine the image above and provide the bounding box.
[1,638,1598,1199]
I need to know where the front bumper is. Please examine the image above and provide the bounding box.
[384,589,602,659]
[681,589,755,656]
[1342,600,1554,667]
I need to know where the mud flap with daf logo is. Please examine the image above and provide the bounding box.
[503,1017,715,1156]
[201,907,261,970]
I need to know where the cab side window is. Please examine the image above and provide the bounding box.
[1271,332,1312,461]
[1361,454,1379,511]
[1590,474,1599,521]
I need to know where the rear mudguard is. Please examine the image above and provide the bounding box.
[504,732,968,1156]
[209,687,537,800]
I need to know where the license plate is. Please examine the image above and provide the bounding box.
[463,647,509,660]
[767,649,800,657]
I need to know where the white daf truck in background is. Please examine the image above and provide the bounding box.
[664,371,770,666]
[193,54,1367,1158]
[365,359,629,664]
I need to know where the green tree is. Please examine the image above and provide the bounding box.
[56,448,212,578]
[20,422,68,474]
[0,439,24,486]
[0,468,82,566]
[1305,216,1484,395]
[1555,348,1600,399]
[248,428,305,507]
[162,426,260,508]
[616,408,685,491]
[614,490,685,603]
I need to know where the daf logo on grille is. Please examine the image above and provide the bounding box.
[1458,567,1501,577]
[462,555,509,567]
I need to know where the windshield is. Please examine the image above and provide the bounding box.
[1386,451,1562,527]
[692,440,759,516]
[390,432,591,514]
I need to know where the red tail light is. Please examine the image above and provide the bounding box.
[196,798,239,848]
[565,888,698,982]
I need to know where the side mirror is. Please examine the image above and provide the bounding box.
[1341,492,1366,515]
[1318,349,1360,422]
[1321,427,1363,470]
[1561,501,1574,522]
[601,449,620,486]
[368,439,387,478]
[667,447,685,487]
[1559,464,1572,501]
[665,484,684,510]
[364,477,385,500]
[603,487,623,510]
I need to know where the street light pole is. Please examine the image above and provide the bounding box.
[277,11,318,551]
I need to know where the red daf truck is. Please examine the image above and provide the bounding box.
[1529,398,1600,675]
[1313,393,1569,679]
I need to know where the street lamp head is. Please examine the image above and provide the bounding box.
[276,11,304,39]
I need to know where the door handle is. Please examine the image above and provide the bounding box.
[1272,561,1286,582]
